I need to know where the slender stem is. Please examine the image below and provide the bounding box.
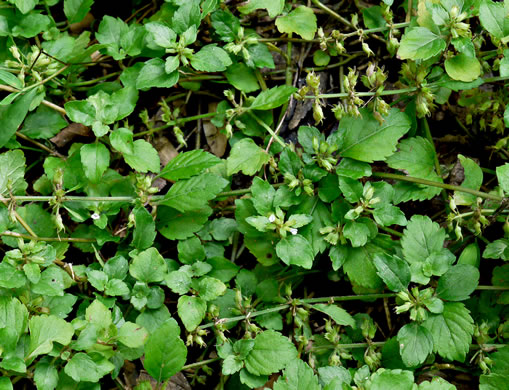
[476,285,509,291]
[66,71,121,87]
[247,112,287,148]
[311,75,509,99]
[24,64,70,91]
[378,225,404,238]
[0,84,66,115]
[311,0,353,27]
[1,231,96,242]
[182,357,221,370]
[372,172,504,202]
[134,112,217,137]
[16,131,64,158]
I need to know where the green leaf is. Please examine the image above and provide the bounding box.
[453,154,483,205]
[397,323,433,367]
[20,105,67,139]
[118,322,149,348]
[172,0,201,34]
[0,88,37,148]
[129,248,167,283]
[65,100,95,126]
[160,173,228,211]
[250,85,298,110]
[418,377,456,389]
[397,27,447,60]
[165,270,192,294]
[80,143,110,183]
[496,163,509,193]
[191,44,232,72]
[64,0,93,23]
[445,53,481,82]
[0,70,23,89]
[313,304,356,328]
[0,297,28,351]
[145,22,176,48]
[12,0,38,14]
[387,137,443,201]
[479,0,508,39]
[197,276,227,301]
[0,263,26,289]
[226,138,270,176]
[244,330,298,376]
[238,0,285,18]
[143,319,187,381]
[275,6,317,40]
[373,254,410,292]
[64,352,115,382]
[225,62,260,93]
[0,150,27,197]
[401,215,454,283]
[422,302,474,362]
[211,9,240,42]
[136,59,179,90]
[132,206,156,250]
[28,315,74,359]
[337,108,411,163]
[343,244,384,289]
[276,235,314,269]
[157,206,212,240]
[369,369,414,390]
[12,13,51,38]
[343,220,372,247]
[177,295,207,331]
[373,204,407,226]
[0,378,12,390]
[34,360,59,390]
[273,359,321,390]
[110,127,134,155]
[250,177,275,215]
[436,264,480,301]
[123,139,161,173]
[160,149,221,181]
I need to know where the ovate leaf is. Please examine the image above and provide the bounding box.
[238,0,285,18]
[275,6,317,40]
[191,45,232,72]
[313,304,356,328]
[80,143,110,183]
[397,323,433,367]
[64,353,115,382]
[397,27,447,60]
[436,264,480,301]
[244,330,298,376]
[143,319,187,381]
[0,88,37,148]
[129,248,167,283]
[177,295,207,331]
[479,0,508,39]
[387,137,443,201]
[64,0,93,23]
[373,254,410,292]
[28,315,74,359]
[226,138,270,176]
[337,108,411,163]
[276,235,314,269]
[273,360,321,390]
[160,173,228,211]
[123,139,160,173]
[422,302,474,362]
[160,149,221,181]
[250,85,298,111]
[445,53,481,82]
[0,150,27,197]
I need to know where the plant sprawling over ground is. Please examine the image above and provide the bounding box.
[1,0,509,389]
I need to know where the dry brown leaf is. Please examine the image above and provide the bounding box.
[50,123,91,147]
[203,103,227,157]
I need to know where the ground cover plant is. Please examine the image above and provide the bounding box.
[0,0,509,388]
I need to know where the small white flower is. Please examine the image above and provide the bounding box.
[268,214,276,223]
[289,228,298,235]
[91,212,100,220]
